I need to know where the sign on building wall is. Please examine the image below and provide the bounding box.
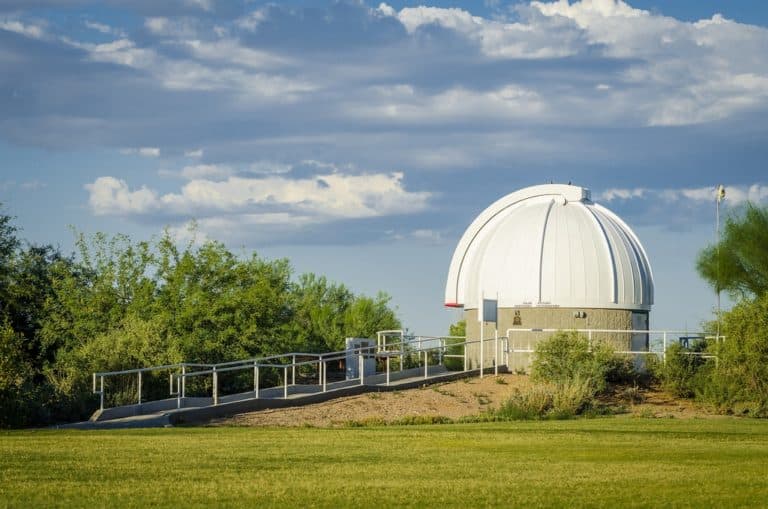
[479,298,497,323]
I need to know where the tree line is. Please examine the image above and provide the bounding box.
[0,209,399,427]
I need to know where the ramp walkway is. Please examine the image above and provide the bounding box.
[64,333,505,429]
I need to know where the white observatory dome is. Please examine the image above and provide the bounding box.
[445,184,654,311]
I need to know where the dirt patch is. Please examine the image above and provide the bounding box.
[212,374,720,427]
[620,386,724,419]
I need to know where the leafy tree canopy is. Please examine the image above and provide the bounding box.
[697,203,768,299]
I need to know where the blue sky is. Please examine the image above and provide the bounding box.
[1,0,767,335]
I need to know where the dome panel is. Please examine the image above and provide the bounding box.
[445,184,654,311]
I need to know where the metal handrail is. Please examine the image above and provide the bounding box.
[91,334,485,412]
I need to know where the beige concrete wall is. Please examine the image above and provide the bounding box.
[463,307,647,372]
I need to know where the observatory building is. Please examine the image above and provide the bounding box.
[444,184,654,369]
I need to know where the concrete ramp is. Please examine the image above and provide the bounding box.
[64,367,492,429]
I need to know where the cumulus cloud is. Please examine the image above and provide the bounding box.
[85,168,432,228]
[86,177,159,216]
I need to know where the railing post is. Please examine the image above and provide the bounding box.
[322,360,327,393]
[424,350,428,379]
[100,376,104,411]
[494,330,499,376]
[137,371,142,406]
[181,365,186,399]
[176,374,181,409]
[464,341,468,372]
[212,367,219,406]
[318,356,323,386]
[254,362,259,399]
[292,355,296,386]
[283,366,288,399]
[480,325,484,378]
[359,352,364,386]
[386,356,390,386]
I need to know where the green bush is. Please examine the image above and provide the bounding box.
[698,294,768,416]
[657,342,710,398]
[531,330,636,394]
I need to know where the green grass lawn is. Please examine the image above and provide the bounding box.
[1,418,767,508]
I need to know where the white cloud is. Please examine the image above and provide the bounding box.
[598,187,646,201]
[235,8,268,31]
[63,36,312,100]
[600,184,768,205]
[144,17,198,38]
[373,1,768,126]
[86,168,432,224]
[184,148,204,158]
[179,39,289,69]
[84,20,125,37]
[86,177,159,215]
[120,147,160,157]
[349,84,545,123]
[0,19,45,39]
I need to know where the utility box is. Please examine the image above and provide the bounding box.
[345,338,376,380]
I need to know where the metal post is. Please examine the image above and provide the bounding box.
[386,356,390,386]
[213,367,218,406]
[283,366,288,399]
[254,362,260,399]
[480,323,484,378]
[663,332,668,364]
[181,365,186,399]
[292,355,296,385]
[137,371,142,406]
[494,330,499,376]
[359,352,364,386]
[176,374,181,409]
[322,361,327,393]
[100,376,104,411]
[318,356,323,386]
[464,341,467,372]
[424,350,428,379]
[588,330,592,351]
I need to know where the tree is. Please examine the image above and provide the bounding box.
[286,273,354,352]
[449,319,465,337]
[697,203,768,299]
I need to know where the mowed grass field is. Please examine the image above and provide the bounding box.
[1,418,767,508]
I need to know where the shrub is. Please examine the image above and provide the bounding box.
[657,342,709,398]
[531,330,637,394]
[697,294,768,416]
